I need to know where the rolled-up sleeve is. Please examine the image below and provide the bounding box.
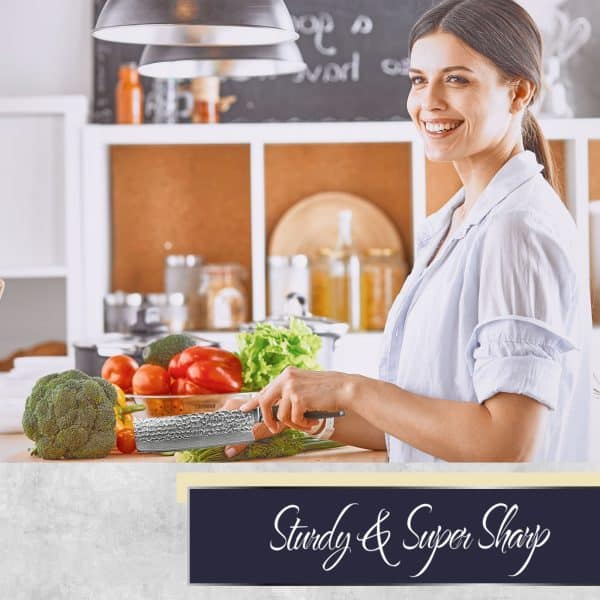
[466,211,578,409]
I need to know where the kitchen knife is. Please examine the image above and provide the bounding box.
[133,405,345,453]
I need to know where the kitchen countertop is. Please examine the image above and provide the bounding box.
[0,433,388,463]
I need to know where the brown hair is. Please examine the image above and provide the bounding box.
[409,0,559,193]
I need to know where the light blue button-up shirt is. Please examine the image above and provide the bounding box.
[378,151,591,462]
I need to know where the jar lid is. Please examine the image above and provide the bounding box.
[241,315,349,340]
[167,292,186,306]
[268,256,289,266]
[165,254,203,267]
[366,248,400,257]
[290,255,309,267]
[202,263,247,276]
[104,291,127,306]
[126,293,144,307]
[268,255,309,267]
[145,293,168,307]
[315,247,347,258]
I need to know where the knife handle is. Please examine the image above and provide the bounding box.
[271,405,345,420]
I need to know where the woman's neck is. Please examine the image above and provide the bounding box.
[453,138,525,212]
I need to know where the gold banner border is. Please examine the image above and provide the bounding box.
[176,472,600,503]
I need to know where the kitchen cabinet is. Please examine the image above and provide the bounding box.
[0,96,87,359]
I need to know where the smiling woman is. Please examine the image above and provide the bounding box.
[226,0,592,464]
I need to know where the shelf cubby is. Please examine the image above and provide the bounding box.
[109,144,253,315]
[264,142,413,263]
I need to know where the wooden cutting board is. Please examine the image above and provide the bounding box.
[269,191,405,259]
[4,434,386,463]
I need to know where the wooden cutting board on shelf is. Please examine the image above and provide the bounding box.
[269,192,405,259]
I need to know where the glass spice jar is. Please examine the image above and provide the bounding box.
[196,263,248,330]
[360,248,408,330]
[309,210,362,331]
[310,247,361,330]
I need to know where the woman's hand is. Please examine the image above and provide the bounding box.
[218,395,281,458]
[223,371,387,457]
[239,366,357,433]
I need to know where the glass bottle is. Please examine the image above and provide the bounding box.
[191,76,220,124]
[115,62,144,124]
[361,248,408,330]
[310,210,361,330]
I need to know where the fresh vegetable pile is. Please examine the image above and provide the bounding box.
[175,429,342,462]
[101,335,243,398]
[21,323,334,460]
[22,370,117,459]
[100,335,244,421]
[236,317,322,392]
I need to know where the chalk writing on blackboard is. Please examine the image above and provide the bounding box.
[93,0,435,123]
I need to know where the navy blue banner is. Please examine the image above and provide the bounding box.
[189,487,600,586]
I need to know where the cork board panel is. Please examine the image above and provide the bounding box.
[425,140,567,216]
[549,140,566,201]
[590,140,600,200]
[110,145,252,312]
[264,143,413,264]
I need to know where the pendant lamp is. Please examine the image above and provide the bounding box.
[93,0,298,46]
[138,42,306,78]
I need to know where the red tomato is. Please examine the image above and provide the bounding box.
[132,364,170,395]
[187,361,242,394]
[177,346,242,375]
[170,378,213,396]
[116,428,137,454]
[101,355,139,393]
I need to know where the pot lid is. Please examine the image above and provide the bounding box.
[74,332,220,356]
[241,293,349,339]
[243,315,349,339]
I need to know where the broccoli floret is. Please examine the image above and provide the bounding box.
[92,376,117,405]
[22,369,116,460]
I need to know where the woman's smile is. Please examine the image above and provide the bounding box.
[422,119,465,138]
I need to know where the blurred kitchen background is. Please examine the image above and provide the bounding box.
[1,0,600,386]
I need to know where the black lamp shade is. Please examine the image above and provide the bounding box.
[138,42,306,78]
[93,0,299,46]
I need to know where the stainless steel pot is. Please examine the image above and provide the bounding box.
[74,307,219,376]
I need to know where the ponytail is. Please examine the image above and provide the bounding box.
[522,109,560,194]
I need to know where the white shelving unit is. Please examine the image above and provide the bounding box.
[81,119,598,334]
[0,96,87,356]
[82,121,425,338]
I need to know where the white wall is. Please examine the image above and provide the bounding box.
[0,0,92,359]
[0,0,93,100]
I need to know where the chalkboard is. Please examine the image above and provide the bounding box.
[93,0,436,123]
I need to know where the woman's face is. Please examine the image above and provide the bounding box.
[407,31,517,163]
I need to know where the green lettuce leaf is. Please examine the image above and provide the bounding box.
[236,317,322,392]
